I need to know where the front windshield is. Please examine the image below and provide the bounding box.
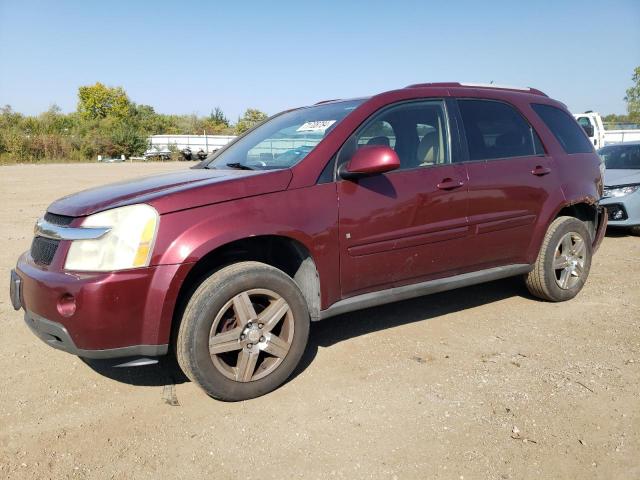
[206,99,364,170]
[598,144,640,170]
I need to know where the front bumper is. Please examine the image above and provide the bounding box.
[600,193,640,227]
[11,252,192,359]
[23,310,167,359]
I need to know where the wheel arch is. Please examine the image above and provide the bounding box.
[553,199,600,241]
[527,197,601,264]
[170,234,322,344]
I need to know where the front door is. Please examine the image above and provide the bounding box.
[336,100,469,298]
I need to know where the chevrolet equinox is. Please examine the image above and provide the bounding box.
[10,83,607,400]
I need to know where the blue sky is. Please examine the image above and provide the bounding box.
[1,0,638,119]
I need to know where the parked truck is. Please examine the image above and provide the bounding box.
[573,112,640,148]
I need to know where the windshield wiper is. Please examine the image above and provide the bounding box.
[225,162,254,170]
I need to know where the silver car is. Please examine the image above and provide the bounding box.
[598,141,640,235]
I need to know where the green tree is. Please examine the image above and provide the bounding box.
[39,104,74,134]
[0,106,20,156]
[235,108,268,134]
[131,104,165,135]
[625,66,640,121]
[0,105,23,133]
[209,107,229,127]
[77,82,132,120]
[107,122,147,157]
[203,106,232,134]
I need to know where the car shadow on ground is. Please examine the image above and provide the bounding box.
[290,276,530,383]
[82,354,189,387]
[605,227,635,238]
[83,276,530,390]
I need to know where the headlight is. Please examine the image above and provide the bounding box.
[65,204,159,271]
[603,184,639,198]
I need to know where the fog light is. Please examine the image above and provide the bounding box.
[607,205,627,221]
[57,293,76,317]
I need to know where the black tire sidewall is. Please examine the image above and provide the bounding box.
[542,218,593,301]
[181,263,310,401]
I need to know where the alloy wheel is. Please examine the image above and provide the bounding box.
[208,288,294,382]
[553,231,587,290]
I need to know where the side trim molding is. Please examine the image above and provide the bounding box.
[317,264,531,321]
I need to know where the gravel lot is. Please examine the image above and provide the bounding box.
[0,162,638,479]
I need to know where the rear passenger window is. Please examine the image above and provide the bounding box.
[458,99,544,161]
[532,104,594,154]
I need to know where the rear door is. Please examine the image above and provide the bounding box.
[336,99,470,297]
[455,99,559,268]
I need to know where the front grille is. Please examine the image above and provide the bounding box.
[44,212,74,226]
[30,236,60,265]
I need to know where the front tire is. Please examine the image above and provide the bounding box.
[525,216,592,302]
[176,261,310,401]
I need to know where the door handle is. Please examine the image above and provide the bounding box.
[531,165,551,176]
[436,178,465,190]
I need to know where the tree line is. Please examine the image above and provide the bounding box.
[0,82,268,163]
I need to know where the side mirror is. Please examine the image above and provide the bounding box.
[582,123,595,137]
[339,145,400,179]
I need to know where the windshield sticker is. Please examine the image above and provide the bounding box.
[296,120,336,132]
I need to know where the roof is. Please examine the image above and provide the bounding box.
[310,83,551,112]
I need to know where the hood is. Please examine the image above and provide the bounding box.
[48,167,293,217]
[604,169,640,187]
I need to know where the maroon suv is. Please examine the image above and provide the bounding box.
[10,83,606,400]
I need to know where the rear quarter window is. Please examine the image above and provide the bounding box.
[532,104,594,154]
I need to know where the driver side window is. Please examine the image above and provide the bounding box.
[339,100,450,173]
[357,121,396,149]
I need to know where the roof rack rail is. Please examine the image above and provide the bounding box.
[314,99,341,105]
[404,82,547,97]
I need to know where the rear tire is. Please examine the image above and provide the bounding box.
[176,261,310,401]
[525,216,592,302]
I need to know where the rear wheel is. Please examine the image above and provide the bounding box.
[525,216,592,302]
[176,261,310,401]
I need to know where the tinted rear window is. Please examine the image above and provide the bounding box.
[458,99,544,161]
[532,104,594,154]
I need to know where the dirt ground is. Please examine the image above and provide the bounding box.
[0,162,638,480]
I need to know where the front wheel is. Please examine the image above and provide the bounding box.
[176,261,310,401]
[525,216,592,302]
